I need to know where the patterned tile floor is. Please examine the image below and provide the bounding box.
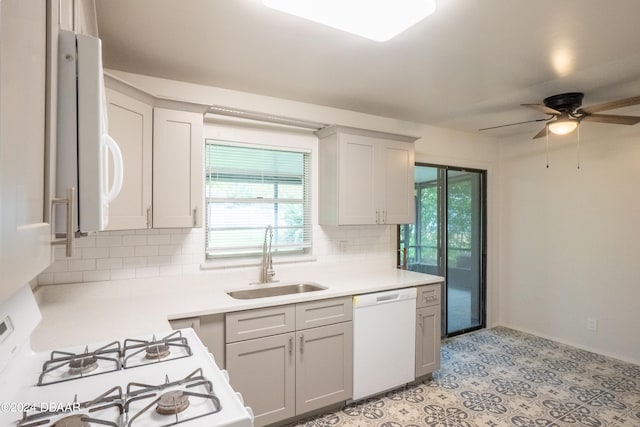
[288,327,640,427]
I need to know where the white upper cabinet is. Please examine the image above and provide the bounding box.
[152,108,204,228]
[0,0,53,302]
[104,88,153,230]
[317,126,416,225]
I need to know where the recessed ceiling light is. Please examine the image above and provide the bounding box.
[262,0,437,42]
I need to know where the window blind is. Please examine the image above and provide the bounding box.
[205,141,312,259]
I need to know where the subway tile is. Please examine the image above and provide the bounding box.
[136,228,159,235]
[97,258,123,270]
[171,254,193,265]
[109,268,135,280]
[123,235,147,246]
[54,246,81,260]
[109,246,135,258]
[158,245,181,256]
[135,245,159,257]
[44,260,68,273]
[107,230,131,236]
[68,259,96,272]
[168,228,189,234]
[96,235,123,247]
[170,234,189,245]
[37,273,54,285]
[83,270,110,282]
[74,236,96,248]
[123,257,147,267]
[147,255,171,266]
[53,271,83,284]
[147,234,171,245]
[82,247,110,259]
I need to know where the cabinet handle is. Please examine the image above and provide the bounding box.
[146,207,152,228]
[51,187,75,257]
[418,313,423,329]
[376,209,379,224]
[193,207,197,227]
[299,334,304,353]
[383,210,387,224]
[288,337,293,355]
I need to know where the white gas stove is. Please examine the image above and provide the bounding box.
[0,285,254,427]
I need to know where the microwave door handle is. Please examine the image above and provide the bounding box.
[103,134,123,203]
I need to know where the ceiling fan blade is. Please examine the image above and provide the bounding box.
[532,126,549,139]
[478,118,549,131]
[580,96,640,114]
[581,114,640,125]
[521,103,561,115]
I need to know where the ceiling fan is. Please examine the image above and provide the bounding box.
[480,92,640,139]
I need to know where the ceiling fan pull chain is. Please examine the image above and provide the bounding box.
[576,123,581,170]
[545,126,550,168]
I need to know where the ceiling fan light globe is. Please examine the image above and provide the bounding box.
[548,119,578,135]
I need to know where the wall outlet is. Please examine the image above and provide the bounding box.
[587,317,598,332]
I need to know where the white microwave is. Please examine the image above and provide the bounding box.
[56,30,123,234]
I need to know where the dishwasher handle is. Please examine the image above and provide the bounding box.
[353,287,417,308]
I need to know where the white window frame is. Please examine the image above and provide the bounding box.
[203,139,313,264]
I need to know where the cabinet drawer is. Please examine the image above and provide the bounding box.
[226,305,295,343]
[296,297,352,330]
[416,284,441,308]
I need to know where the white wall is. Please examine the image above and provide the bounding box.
[498,125,640,364]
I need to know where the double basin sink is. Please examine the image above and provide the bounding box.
[226,282,326,300]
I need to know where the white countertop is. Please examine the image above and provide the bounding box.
[31,262,443,351]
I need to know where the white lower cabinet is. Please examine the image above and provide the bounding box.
[225,297,353,427]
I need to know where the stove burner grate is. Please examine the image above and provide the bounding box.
[122,331,192,368]
[38,342,122,386]
[18,387,123,427]
[125,368,222,426]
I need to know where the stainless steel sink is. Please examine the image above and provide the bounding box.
[226,283,327,300]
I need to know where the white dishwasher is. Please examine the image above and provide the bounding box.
[352,287,417,400]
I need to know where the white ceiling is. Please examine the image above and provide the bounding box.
[95,0,640,139]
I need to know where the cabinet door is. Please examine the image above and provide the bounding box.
[337,133,377,224]
[296,322,353,415]
[105,89,152,230]
[152,108,203,228]
[380,139,415,224]
[169,314,225,368]
[416,305,441,377]
[226,333,295,427]
[0,0,51,302]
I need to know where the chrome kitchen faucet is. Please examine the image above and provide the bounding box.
[260,225,276,283]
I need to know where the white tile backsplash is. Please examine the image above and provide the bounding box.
[37,225,397,285]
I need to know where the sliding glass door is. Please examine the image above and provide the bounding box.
[399,164,486,337]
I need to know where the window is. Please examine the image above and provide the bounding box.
[205,141,312,260]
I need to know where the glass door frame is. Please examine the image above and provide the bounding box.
[397,162,487,338]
